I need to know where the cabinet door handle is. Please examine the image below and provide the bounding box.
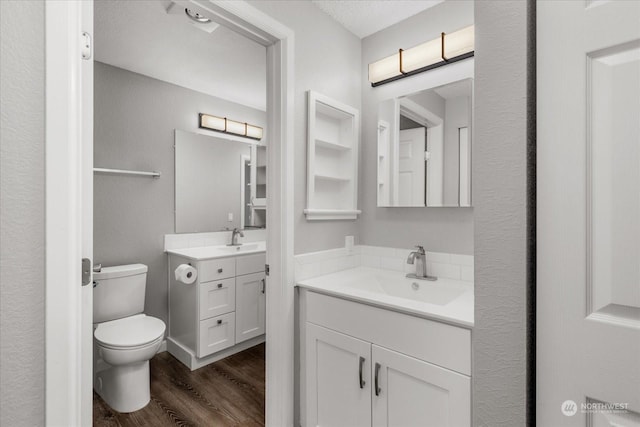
[374,363,381,396]
[217,268,223,273]
[217,319,222,325]
[261,278,265,294]
[217,283,223,289]
[359,356,366,389]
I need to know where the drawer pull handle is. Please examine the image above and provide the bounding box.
[217,268,223,273]
[217,283,223,289]
[359,356,366,389]
[375,363,381,396]
[217,319,222,325]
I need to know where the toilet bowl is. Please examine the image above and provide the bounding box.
[94,314,165,413]
[93,264,166,413]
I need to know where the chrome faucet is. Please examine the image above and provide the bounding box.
[406,245,437,281]
[228,228,244,246]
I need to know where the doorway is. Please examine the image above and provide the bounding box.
[44,1,295,425]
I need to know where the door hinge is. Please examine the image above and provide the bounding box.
[82,258,92,286]
[81,32,92,60]
[265,264,270,276]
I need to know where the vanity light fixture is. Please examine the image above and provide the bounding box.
[199,113,263,141]
[368,25,474,87]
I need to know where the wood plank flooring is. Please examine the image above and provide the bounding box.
[93,343,265,427]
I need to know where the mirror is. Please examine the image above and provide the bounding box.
[175,129,266,233]
[377,78,472,207]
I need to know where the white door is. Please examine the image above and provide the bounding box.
[305,323,371,427]
[398,128,426,206]
[426,124,444,206]
[235,272,266,343]
[538,1,640,426]
[371,345,470,427]
[80,3,94,422]
[45,2,94,424]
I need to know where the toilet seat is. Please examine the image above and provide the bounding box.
[95,314,165,350]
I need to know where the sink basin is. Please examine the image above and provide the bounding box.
[296,267,474,327]
[343,274,466,306]
[166,241,265,260]
[218,243,260,253]
[376,277,466,306]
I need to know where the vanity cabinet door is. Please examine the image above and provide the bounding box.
[235,272,266,343]
[305,323,371,427]
[371,345,470,427]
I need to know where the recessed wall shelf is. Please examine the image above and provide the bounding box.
[305,91,361,221]
[314,173,350,183]
[315,138,350,151]
[94,167,161,178]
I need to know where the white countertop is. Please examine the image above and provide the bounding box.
[297,267,474,328]
[166,241,266,261]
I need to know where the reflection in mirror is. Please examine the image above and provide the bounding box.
[175,129,266,233]
[377,78,472,207]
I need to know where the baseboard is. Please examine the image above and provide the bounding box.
[167,335,265,371]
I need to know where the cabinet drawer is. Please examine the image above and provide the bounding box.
[199,278,235,320]
[198,312,235,358]
[305,291,471,375]
[198,258,235,282]
[236,253,266,276]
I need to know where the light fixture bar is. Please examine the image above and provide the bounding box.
[199,113,263,140]
[368,25,475,87]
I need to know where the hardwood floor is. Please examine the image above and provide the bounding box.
[93,343,265,427]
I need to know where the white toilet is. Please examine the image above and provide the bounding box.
[93,264,166,413]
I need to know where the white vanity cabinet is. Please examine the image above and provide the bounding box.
[167,250,266,370]
[235,272,266,343]
[306,323,372,427]
[371,345,470,427]
[300,289,471,427]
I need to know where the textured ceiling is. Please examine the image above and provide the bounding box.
[311,0,444,38]
[94,1,266,111]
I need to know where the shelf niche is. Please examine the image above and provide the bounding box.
[305,91,361,221]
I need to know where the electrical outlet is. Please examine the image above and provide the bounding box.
[345,235,355,253]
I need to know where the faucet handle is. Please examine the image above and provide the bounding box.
[415,245,425,254]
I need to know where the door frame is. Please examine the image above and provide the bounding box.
[45,1,296,425]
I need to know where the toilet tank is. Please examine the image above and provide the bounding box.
[93,264,148,323]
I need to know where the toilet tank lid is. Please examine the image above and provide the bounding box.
[94,263,147,280]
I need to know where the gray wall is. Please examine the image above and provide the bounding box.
[94,62,266,325]
[247,0,362,255]
[0,1,46,425]
[360,1,475,254]
[473,1,529,426]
